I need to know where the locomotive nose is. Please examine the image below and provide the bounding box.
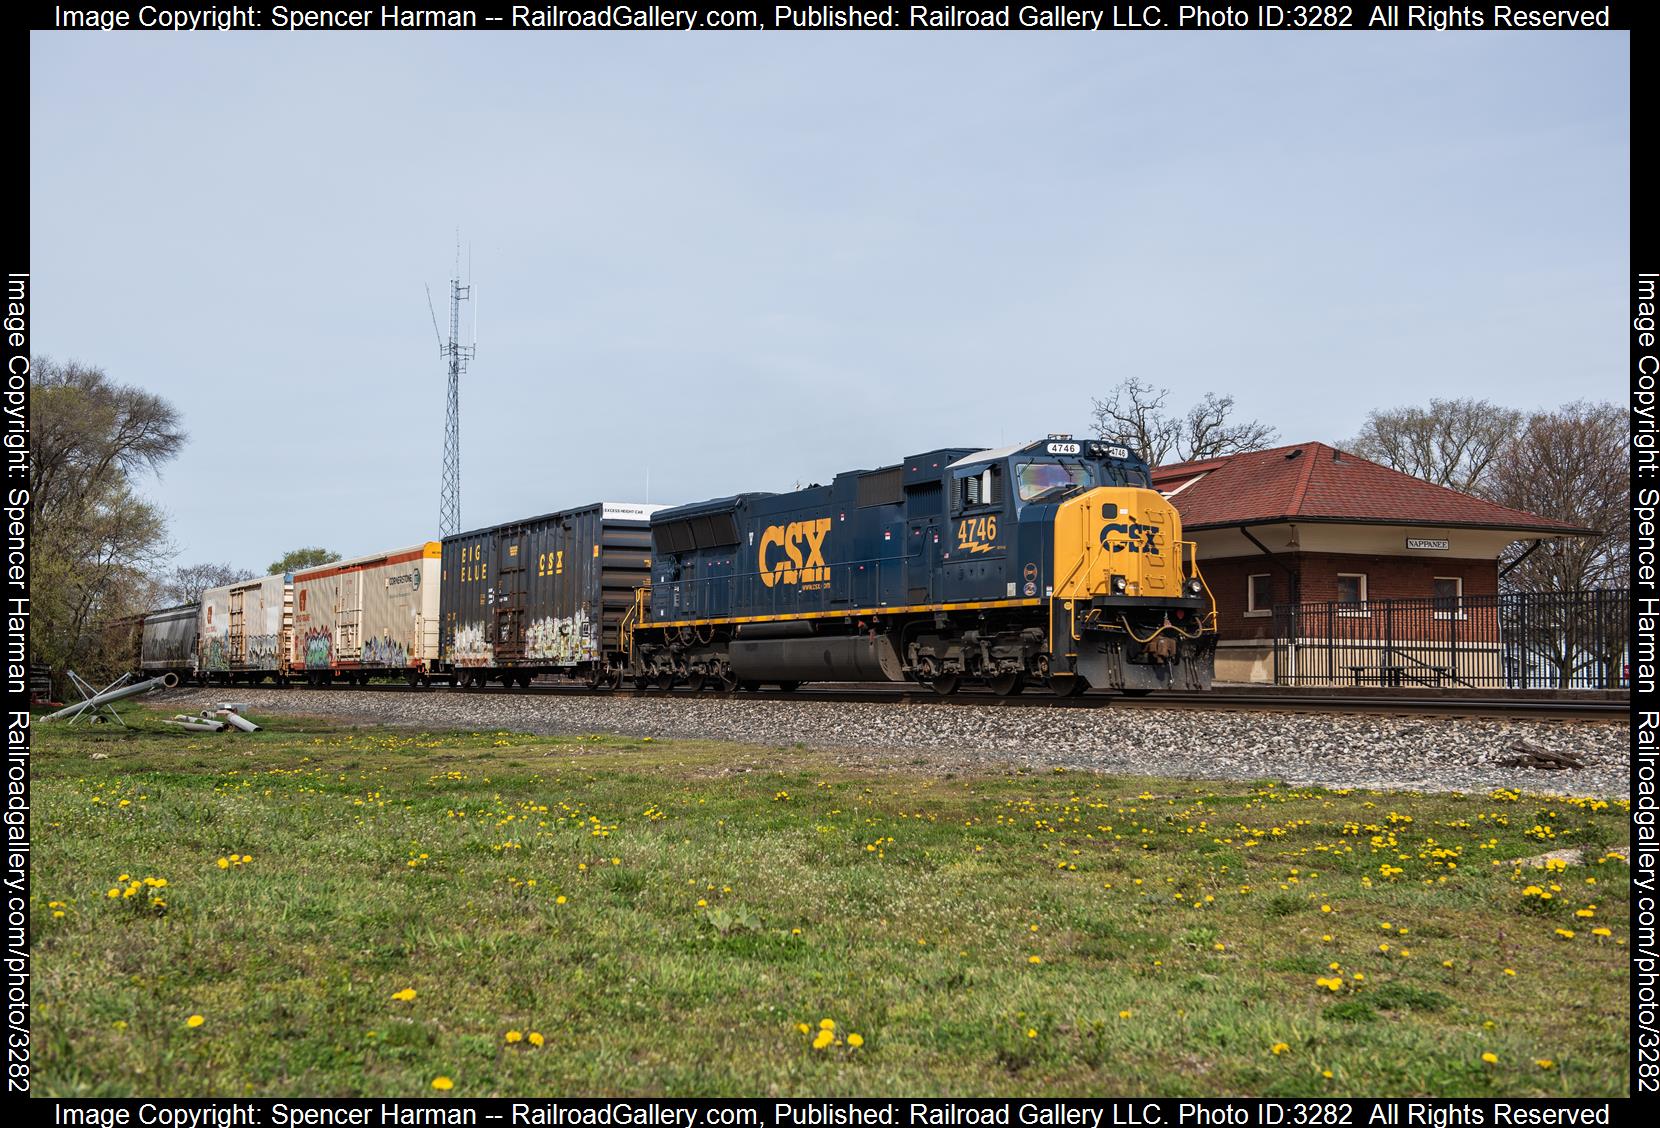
[1051,486,1191,603]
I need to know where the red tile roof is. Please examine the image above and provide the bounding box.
[1150,442,1588,535]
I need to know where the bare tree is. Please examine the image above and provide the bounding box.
[1488,401,1627,594]
[1090,378,1277,466]
[1344,398,1523,495]
[159,562,255,605]
[31,358,185,688]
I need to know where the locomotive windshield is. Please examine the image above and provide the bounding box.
[1014,456,1152,503]
[1016,462,1091,502]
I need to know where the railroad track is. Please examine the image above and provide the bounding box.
[183,681,1629,721]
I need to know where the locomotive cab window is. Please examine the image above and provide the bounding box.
[957,465,1003,510]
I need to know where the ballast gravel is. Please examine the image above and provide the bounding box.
[165,688,1630,799]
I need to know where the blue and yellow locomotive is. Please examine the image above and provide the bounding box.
[626,436,1217,695]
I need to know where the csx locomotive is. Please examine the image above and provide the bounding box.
[140,436,1215,695]
[627,436,1216,695]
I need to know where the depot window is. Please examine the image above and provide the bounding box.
[1433,576,1464,618]
[1016,462,1090,503]
[1336,573,1368,614]
[1245,573,1272,617]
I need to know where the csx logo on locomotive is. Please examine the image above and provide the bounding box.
[759,517,832,588]
[1100,519,1161,555]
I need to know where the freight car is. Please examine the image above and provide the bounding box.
[198,572,293,685]
[627,436,1216,695]
[292,544,442,686]
[140,603,200,681]
[438,502,661,688]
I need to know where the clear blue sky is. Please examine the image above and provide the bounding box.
[30,31,1629,574]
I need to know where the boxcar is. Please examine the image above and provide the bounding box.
[291,543,442,685]
[140,603,199,679]
[199,573,293,684]
[439,501,659,687]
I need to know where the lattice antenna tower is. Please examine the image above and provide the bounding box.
[427,240,476,537]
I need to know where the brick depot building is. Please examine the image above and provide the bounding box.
[1151,442,1589,683]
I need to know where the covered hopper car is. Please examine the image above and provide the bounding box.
[140,603,200,681]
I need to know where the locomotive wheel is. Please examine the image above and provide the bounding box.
[716,671,740,695]
[655,672,678,692]
[631,676,649,697]
[517,673,534,689]
[988,672,1025,697]
[929,673,961,696]
[1049,673,1089,697]
[685,673,707,693]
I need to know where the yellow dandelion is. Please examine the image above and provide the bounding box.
[819,1018,835,1031]
[528,1032,544,1047]
[431,1077,454,1091]
[1271,1042,1289,1055]
[1535,1059,1555,1069]
[1026,1028,1037,1038]
[1119,1009,1132,1019]
[846,1033,864,1048]
[1481,1052,1498,1064]
[185,1014,204,1028]
[812,1030,834,1050]
[796,1023,810,1035]
[505,1030,523,1043]
[391,988,417,1002]
[1028,955,1042,965]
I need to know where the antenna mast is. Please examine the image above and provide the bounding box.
[433,239,475,538]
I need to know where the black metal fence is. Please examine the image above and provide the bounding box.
[1271,589,1629,689]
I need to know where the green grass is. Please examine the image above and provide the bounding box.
[30,705,1631,1097]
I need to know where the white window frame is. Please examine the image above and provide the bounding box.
[1433,576,1465,620]
[1245,573,1273,618]
[1336,572,1368,616]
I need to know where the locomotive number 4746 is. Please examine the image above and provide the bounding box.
[957,516,998,554]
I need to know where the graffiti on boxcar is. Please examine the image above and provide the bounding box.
[524,610,596,665]
[202,636,229,672]
[303,627,334,668]
[450,622,493,667]
[246,634,280,667]
[362,635,409,668]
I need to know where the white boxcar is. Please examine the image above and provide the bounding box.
[199,573,293,683]
[292,543,441,684]
[140,603,199,678]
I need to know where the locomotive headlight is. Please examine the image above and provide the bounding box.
[1187,579,1203,596]
[1111,575,1128,594]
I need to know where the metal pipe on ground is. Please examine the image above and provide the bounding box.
[43,672,179,722]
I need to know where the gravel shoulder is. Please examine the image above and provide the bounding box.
[166,688,1631,799]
